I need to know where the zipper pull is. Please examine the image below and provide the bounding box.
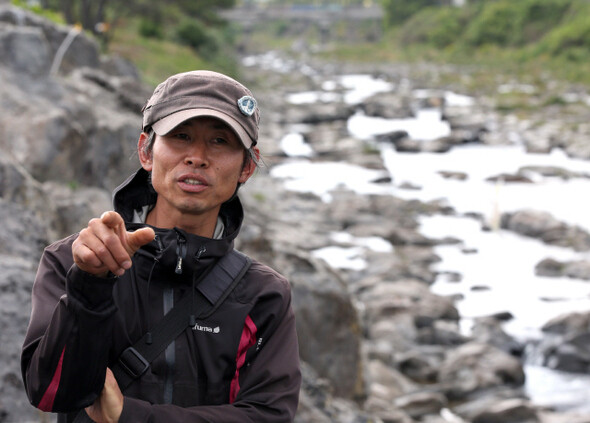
[175,232,187,274]
[175,256,183,274]
[195,245,207,262]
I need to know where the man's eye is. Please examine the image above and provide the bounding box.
[174,133,190,141]
[212,137,228,145]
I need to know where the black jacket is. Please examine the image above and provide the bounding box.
[21,169,301,422]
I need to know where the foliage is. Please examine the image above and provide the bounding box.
[399,6,470,49]
[18,0,237,47]
[534,2,590,61]
[381,0,439,26]
[10,0,64,23]
[386,0,590,66]
[108,18,238,88]
[463,0,571,47]
[138,18,163,39]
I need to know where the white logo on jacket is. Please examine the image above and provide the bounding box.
[192,322,220,334]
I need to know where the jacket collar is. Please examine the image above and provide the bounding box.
[112,168,244,281]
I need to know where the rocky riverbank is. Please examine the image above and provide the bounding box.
[1,5,590,423]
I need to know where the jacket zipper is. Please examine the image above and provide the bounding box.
[175,232,187,274]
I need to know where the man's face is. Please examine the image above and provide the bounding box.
[139,116,255,228]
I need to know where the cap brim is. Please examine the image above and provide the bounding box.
[151,108,253,148]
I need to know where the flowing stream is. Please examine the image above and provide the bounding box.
[246,55,590,413]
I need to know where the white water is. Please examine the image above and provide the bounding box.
[264,68,590,413]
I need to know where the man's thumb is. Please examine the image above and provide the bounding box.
[126,227,156,253]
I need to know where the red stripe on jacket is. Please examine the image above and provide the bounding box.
[230,315,257,403]
[38,346,66,411]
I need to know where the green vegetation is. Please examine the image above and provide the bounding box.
[107,19,239,88]
[316,0,590,86]
[386,0,590,64]
[11,0,241,87]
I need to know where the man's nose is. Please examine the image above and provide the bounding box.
[184,140,208,167]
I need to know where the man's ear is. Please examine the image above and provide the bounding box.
[138,132,153,171]
[238,147,260,184]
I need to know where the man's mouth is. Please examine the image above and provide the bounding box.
[182,178,205,186]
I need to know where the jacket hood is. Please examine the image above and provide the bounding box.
[112,168,245,283]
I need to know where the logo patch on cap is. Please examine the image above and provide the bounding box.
[238,96,257,117]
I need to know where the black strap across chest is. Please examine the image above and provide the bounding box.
[71,249,251,423]
[113,249,251,391]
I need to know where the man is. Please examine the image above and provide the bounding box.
[21,70,301,422]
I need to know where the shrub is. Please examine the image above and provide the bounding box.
[382,0,440,27]
[138,19,163,39]
[175,19,217,54]
[537,12,590,60]
[399,6,469,49]
[464,0,572,48]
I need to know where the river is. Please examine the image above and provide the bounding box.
[245,54,590,414]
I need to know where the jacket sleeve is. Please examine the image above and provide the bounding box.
[119,270,302,423]
[21,235,119,413]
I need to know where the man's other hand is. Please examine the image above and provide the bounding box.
[85,368,123,423]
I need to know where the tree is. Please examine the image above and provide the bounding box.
[44,0,237,47]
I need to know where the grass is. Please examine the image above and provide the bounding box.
[107,19,214,88]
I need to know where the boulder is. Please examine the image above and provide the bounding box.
[542,311,590,335]
[535,257,590,280]
[0,4,101,75]
[501,209,590,251]
[437,343,525,400]
[283,251,365,401]
[393,391,448,420]
[542,332,590,373]
[470,398,540,423]
[0,22,51,77]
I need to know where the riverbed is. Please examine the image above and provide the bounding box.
[251,60,590,413]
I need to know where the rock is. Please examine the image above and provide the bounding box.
[542,311,590,335]
[518,165,587,180]
[501,209,590,251]
[437,343,525,400]
[0,4,101,75]
[361,92,414,120]
[359,280,459,329]
[393,391,448,420]
[438,171,468,181]
[470,398,540,423]
[535,257,590,280]
[538,312,590,373]
[0,22,51,77]
[284,251,365,400]
[534,257,565,278]
[366,359,418,401]
[283,101,356,125]
[295,362,381,423]
[395,347,445,383]
[0,200,48,422]
[485,173,534,183]
[452,388,532,422]
[542,332,590,373]
[471,317,525,357]
[43,182,112,241]
[375,130,410,145]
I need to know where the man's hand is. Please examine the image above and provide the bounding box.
[73,211,155,277]
[85,368,123,423]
